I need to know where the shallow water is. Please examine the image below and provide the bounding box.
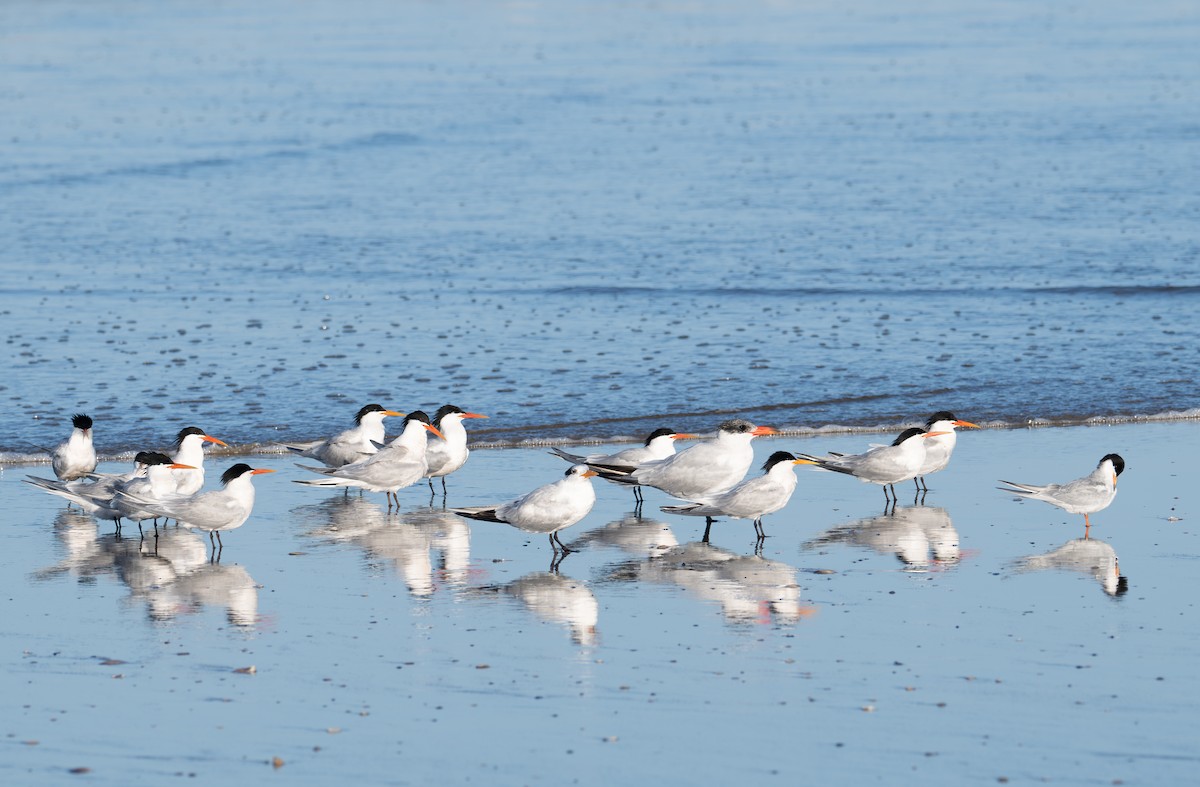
[2,0,1199,457]
[4,421,1198,783]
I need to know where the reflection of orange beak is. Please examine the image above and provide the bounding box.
[203,435,228,447]
[462,412,488,419]
[582,469,599,478]
[672,433,699,440]
[752,425,778,437]
[423,424,445,440]
[382,410,405,417]
[954,420,981,429]
[169,463,197,470]
[922,431,951,438]
[251,468,276,475]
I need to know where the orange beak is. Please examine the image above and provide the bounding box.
[423,424,445,440]
[922,431,951,438]
[953,420,981,429]
[203,435,228,447]
[169,463,197,470]
[671,433,699,440]
[382,410,405,417]
[752,425,778,437]
[582,469,599,478]
[461,412,488,419]
[793,458,818,465]
[251,468,276,475]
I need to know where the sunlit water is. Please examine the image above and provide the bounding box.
[2,0,1199,458]
[3,0,1200,783]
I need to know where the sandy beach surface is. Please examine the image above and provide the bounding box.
[3,419,1196,784]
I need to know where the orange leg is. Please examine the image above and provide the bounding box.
[1083,513,1091,539]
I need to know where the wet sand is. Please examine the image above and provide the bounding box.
[2,420,1196,784]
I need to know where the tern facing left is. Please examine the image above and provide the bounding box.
[660,451,817,541]
[52,414,97,481]
[118,463,275,548]
[999,453,1125,536]
[452,464,598,554]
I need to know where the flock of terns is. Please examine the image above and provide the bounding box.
[23,405,1126,562]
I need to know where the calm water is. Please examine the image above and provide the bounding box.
[2,0,1199,457]
[3,422,1199,784]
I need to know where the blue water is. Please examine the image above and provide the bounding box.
[2,0,1198,457]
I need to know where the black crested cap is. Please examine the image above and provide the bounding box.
[891,427,926,446]
[644,428,676,445]
[137,451,174,466]
[405,410,432,425]
[1115,576,1129,596]
[221,463,255,485]
[718,419,755,434]
[433,404,465,426]
[354,404,388,424]
[1100,453,1125,476]
[174,426,206,448]
[72,413,93,430]
[762,451,798,472]
[925,411,956,427]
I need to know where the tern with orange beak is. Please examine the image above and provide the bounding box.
[914,411,981,491]
[550,428,698,504]
[117,463,274,548]
[797,427,951,503]
[294,411,443,509]
[588,419,778,504]
[170,426,229,496]
[51,413,97,481]
[281,403,405,467]
[424,404,488,495]
[453,464,598,555]
[999,454,1124,537]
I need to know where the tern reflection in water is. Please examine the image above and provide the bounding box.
[297,496,471,596]
[1013,537,1128,597]
[607,541,812,625]
[565,512,679,558]
[466,571,599,646]
[803,505,961,571]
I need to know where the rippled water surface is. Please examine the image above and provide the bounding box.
[2,0,1199,456]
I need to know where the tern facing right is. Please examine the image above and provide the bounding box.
[424,404,488,495]
[452,464,598,555]
[281,403,404,468]
[170,427,228,496]
[660,451,817,541]
[914,411,980,491]
[52,414,97,481]
[550,428,697,503]
[998,453,1125,536]
[797,427,949,503]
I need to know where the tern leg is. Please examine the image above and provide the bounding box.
[1084,513,1091,539]
[548,533,560,553]
[428,478,436,494]
[753,518,766,540]
[441,477,448,496]
[702,517,714,544]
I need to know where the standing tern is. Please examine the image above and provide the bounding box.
[452,464,598,556]
[52,413,97,481]
[914,411,980,491]
[550,428,697,504]
[294,411,443,509]
[424,404,488,495]
[119,463,275,550]
[112,452,198,537]
[170,427,228,496]
[589,419,777,506]
[797,427,950,504]
[660,451,816,542]
[998,453,1124,536]
[281,403,404,467]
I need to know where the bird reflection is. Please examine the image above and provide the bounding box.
[468,571,599,646]
[1013,537,1128,597]
[33,516,261,626]
[565,512,679,558]
[297,496,471,596]
[803,505,960,571]
[608,541,811,625]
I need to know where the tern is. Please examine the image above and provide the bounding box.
[998,453,1125,536]
[294,411,443,509]
[112,452,198,536]
[550,428,697,504]
[660,451,817,541]
[589,420,777,507]
[170,427,228,496]
[280,403,404,467]
[424,404,488,495]
[452,464,598,555]
[914,411,980,491]
[52,413,97,481]
[797,427,950,504]
[119,463,275,549]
